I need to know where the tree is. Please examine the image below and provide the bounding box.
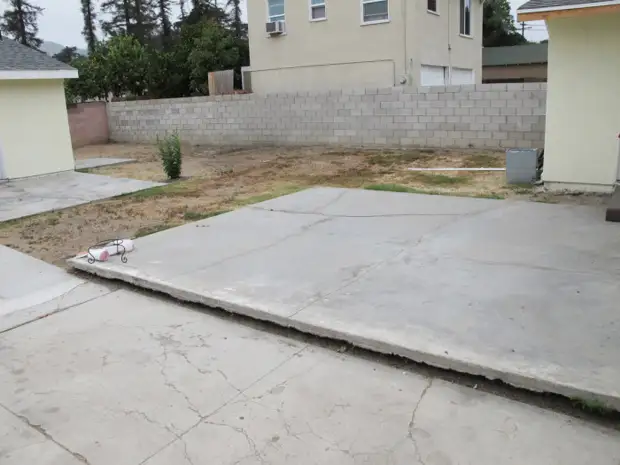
[0,0,43,49]
[65,51,109,102]
[53,46,80,64]
[226,0,242,41]
[104,35,150,97]
[132,0,158,44]
[81,0,97,54]
[187,21,239,94]
[100,0,132,36]
[183,0,229,27]
[483,0,528,48]
[156,0,172,48]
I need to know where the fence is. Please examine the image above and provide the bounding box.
[68,101,109,148]
[107,83,546,149]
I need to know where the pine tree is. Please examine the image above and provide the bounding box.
[81,0,97,53]
[156,0,172,46]
[101,0,156,44]
[226,0,242,40]
[179,0,187,19]
[100,0,132,37]
[132,0,157,44]
[0,0,43,49]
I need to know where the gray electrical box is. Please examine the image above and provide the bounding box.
[506,148,543,184]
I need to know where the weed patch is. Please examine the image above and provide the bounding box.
[134,224,176,238]
[462,153,504,168]
[183,210,231,221]
[410,173,470,186]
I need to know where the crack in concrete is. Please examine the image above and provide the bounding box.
[310,189,349,214]
[0,403,91,464]
[170,216,334,282]
[138,345,309,465]
[250,206,470,218]
[0,286,119,335]
[204,421,267,465]
[408,378,434,465]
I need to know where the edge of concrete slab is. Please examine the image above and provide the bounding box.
[67,257,620,411]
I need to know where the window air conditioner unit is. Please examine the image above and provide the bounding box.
[266,21,285,36]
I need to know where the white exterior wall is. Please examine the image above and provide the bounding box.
[248,0,482,94]
[543,12,620,191]
[0,79,74,180]
[411,0,482,87]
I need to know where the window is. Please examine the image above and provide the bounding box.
[460,0,471,36]
[310,0,326,20]
[268,0,285,22]
[427,0,437,13]
[361,0,388,23]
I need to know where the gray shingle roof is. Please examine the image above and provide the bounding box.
[518,0,613,11]
[0,38,75,72]
[483,43,548,67]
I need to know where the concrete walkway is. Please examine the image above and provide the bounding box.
[0,245,112,333]
[1,283,619,464]
[0,171,162,222]
[69,187,620,409]
[75,157,134,170]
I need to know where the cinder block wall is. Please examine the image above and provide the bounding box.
[68,101,110,148]
[108,83,546,149]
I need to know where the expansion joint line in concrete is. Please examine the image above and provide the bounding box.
[0,403,91,464]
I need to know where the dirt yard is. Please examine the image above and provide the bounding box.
[0,144,606,267]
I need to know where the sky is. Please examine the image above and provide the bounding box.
[24,0,548,48]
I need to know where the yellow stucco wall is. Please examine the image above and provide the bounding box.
[0,79,74,180]
[543,13,620,191]
[248,0,482,93]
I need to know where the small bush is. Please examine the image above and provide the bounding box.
[157,133,182,180]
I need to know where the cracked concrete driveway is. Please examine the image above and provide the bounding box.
[2,284,620,465]
[0,171,162,222]
[70,187,620,409]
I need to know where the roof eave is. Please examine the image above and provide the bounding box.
[0,69,78,81]
[518,0,620,21]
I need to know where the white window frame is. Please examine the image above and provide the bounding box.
[360,0,389,25]
[427,0,438,15]
[267,0,285,23]
[459,0,472,37]
[309,0,327,21]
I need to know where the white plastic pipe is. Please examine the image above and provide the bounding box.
[407,167,505,172]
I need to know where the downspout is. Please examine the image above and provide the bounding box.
[448,0,453,84]
[401,0,408,85]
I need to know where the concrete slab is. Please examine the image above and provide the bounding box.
[0,245,113,333]
[1,288,618,465]
[0,171,163,222]
[75,157,134,170]
[68,187,620,409]
[0,406,85,465]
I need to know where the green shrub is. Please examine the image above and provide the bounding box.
[157,133,182,180]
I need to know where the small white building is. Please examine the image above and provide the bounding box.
[248,0,483,94]
[518,0,620,192]
[0,39,78,180]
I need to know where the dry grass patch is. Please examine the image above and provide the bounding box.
[3,144,603,267]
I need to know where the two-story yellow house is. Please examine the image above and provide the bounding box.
[247,0,483,94]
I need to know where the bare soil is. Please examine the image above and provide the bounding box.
[0,144,607,267]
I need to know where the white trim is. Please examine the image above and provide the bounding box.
[427,9,440,16]
[459,0,472,37]
[309,0,327,21]
[0,69,78,80]
[361,0,390,24]
[518,0,620,14]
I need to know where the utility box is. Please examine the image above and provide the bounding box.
[506,148,544,184]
